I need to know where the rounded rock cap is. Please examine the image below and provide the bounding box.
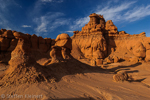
[55,33,70,41]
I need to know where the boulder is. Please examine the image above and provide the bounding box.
[113,71,129,82]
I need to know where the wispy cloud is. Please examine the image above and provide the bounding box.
[65,31,73,33]
[124,5,150,22]
[95,1,136,21]
[70,16,89,30]
[21,25,31,28]
[69,1,150,31]
[0,0,21,30]
[33,12,69,36]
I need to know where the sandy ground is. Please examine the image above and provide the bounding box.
[0,60,150,100]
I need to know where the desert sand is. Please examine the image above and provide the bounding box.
[0,13,150,100]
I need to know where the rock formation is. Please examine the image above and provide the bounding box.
[0,39,52,86]
[71,13,149,64]
[0,13,150,65]
[48,33,72,64]
[0,13,150,87]
[113,71,129,82]
[72,13,107,62]
[0,29,52,63]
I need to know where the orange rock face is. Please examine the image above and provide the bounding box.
[72,13,107,60]
[55,33,72,50]
[0,39,53,86]
[71,13,149,63]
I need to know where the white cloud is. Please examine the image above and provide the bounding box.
[33,12,70,36]
[21,25,31,28]
[69,1,150,31]
[70,1,136,30]
[95,1,136,21]
[65,31,73,33]
[49,18,70,30]
[70,16,89,30]
[124,5,150,22]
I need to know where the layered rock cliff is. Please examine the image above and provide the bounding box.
[71,13,150,65]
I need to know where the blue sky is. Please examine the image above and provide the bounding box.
[0,0,150,39]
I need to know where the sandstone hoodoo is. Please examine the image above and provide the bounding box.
[72,13,107,63]
[71,13,149,64]
[0,39,53,86]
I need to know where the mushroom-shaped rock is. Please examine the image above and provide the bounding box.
[55,33,70,41]
[55,33,72,50]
